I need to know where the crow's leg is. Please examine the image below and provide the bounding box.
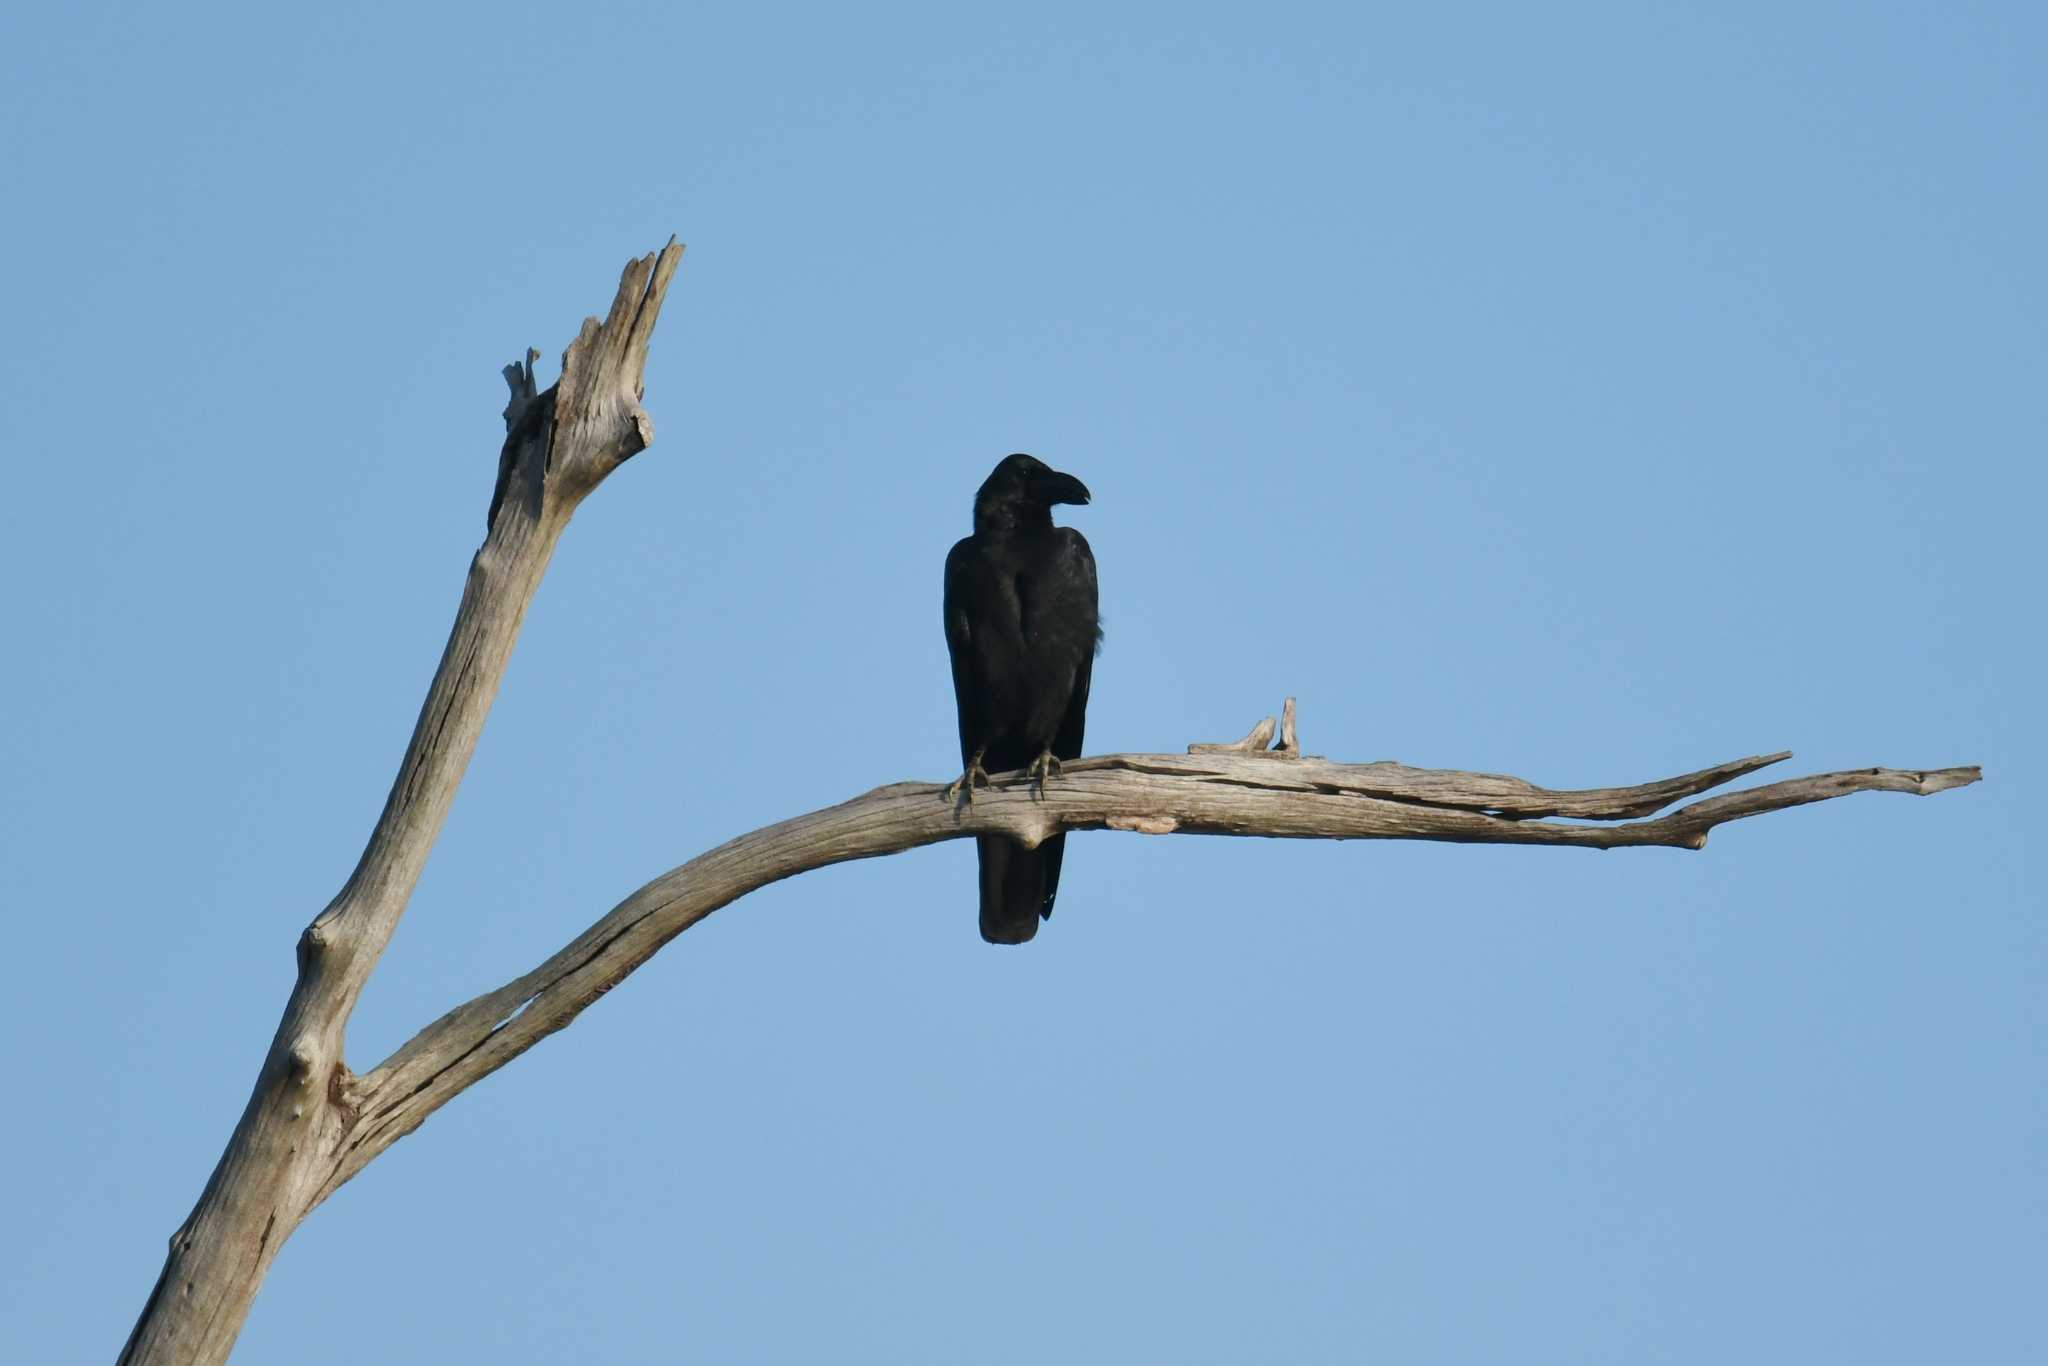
[1027,749,1062,798]
[946,749,991,805]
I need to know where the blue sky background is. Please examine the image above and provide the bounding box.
[2,2,2040,1361]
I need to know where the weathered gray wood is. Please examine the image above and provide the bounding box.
[118,241,685,1366]
[326,738,1975,1203]
[119,239,1980,1364]
[1189,714,1279,752]
[1185,697,1312,759]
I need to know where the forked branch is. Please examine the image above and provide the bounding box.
[120,241,685,1366]
[120,240,1980,1366]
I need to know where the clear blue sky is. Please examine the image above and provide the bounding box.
[2,2,2039,1361]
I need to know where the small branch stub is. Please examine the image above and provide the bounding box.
[1190,696,1302,756]
[1191,715,1278,754]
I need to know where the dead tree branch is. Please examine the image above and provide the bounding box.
[119,240,1979,1364]
[119,241,684,1366]
[328,739,1974,1201]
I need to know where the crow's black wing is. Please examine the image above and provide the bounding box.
[948,534,1043,944]
[942,536,982,769]
[1037,527,1099,920]
[1048,527,1098,766]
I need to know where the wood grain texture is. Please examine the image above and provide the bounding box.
[118,241,684,1366]
[331,742,1974,1203]
[119,241,1979,1364]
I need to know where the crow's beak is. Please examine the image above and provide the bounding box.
[1041,470,1092,506]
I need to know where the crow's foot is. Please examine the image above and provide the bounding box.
[946,752,991,806]
[1027,749,1062,797]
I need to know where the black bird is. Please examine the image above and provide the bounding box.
[943,453,1100,944]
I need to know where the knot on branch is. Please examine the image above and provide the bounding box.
[284,1039,320,1086]
[1108,814,1180,835]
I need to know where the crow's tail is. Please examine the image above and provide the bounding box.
[977,833,1065,945]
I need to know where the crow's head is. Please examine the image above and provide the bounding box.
[975,453,1091,528]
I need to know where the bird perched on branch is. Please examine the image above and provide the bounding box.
[943,453,1100,944]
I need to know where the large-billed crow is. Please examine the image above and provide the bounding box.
[944,453,1100,944]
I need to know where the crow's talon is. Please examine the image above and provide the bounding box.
[1027,750,1062,797]
[946,753,991,806]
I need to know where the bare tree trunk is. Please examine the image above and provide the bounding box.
[118,242,683,1366]
[117,241,1978,1364]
